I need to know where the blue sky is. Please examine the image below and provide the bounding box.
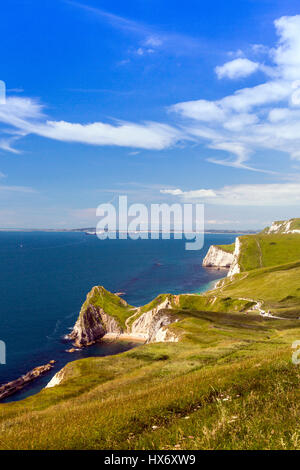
[1,0,300,229]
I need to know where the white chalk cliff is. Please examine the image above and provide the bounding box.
[130,297,179,343]
[203,237,241,278]
[202,245,234,268]
[227,237,241,277]
[266,219,300,234]
[66,287,179,349]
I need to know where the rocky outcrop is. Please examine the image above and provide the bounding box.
[0,361,56,401]
[66,286,126,347]
[67,304,123,347]
[130,297,178,343]
[202,245,234,268]
[265,218,300,234]
[67,287,179,349]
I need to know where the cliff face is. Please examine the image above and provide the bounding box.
[130,297,178,343]
[264,218,300,234]
[67,304,123,347]
[202,245,234,268]
[67,286,126,347]
[45,367,66,389]
[202,238,241,278]
[228,237,241,277]
[67,287,179,348]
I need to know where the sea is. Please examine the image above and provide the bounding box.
[0,231,238,402]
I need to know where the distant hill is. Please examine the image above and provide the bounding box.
[262,217,300,234]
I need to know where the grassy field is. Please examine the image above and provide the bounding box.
[0,311,299,450]
[0,225,299,450]
[215,243,235,254]
[237,233,300,272]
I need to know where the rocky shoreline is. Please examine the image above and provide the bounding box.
[0,360,56,401]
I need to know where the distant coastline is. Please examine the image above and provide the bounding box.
[0,227,259,234]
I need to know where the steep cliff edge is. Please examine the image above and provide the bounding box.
[227,237,241,277]
[263,218,300,234]
[202,239,240,277]
[129,296,178,343]
[67,286,130,347]
[202,245,234,268]
[67,287,179,348]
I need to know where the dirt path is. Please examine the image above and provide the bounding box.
[256,238,263,268]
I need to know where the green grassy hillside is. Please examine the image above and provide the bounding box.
[262,218,300,234]
[236,233,300,272]
[215,243,235,254]
[0,221,299,450]
[80,285,135,328]
[0,312,299,450]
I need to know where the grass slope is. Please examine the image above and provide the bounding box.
[0,312,299,450]
[237,233,300,272]
[80,286,135,329]
[0,225,300,450]
[215,243,235,254]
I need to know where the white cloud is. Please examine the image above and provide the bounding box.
[161,183,300,206]
[206,219,240,225]
[0,97,183,151]
[2,13,300,172]
[251,44,270,55]
[172,100,226,122]
[228,49,244,58]
[66,1,201,57]
[215,58,259,79]
[36,120,182,150]
[136,47,155,56]
[0,138,21,154]
[171,15,300,172]
[273,15,300,80]
[161,188,216,198]
[145,36,163,47]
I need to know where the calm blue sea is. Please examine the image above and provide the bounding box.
[0,231,238,401]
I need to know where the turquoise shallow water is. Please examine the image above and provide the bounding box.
[0,231,237,401]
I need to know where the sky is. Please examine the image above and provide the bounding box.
[1,0,300,229]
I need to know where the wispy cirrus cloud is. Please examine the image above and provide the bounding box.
[64,0,205,56]
[0,96,184,151]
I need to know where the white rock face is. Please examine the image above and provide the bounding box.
[203,238,241,278]
[202,245,234,268]
[228,237,241,277]
[266,219,300,234]
[130,298,179,343]
[45,368,65,389]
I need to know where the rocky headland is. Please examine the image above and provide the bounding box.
[66,286,179,348]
